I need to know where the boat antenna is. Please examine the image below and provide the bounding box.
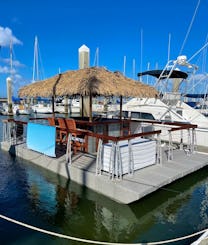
[179,0,200,55]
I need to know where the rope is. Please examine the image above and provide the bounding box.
[0,214,207,245]
[179,0,200,55]
[188,40,208,63]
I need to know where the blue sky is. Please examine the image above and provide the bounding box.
[0,0,208,97]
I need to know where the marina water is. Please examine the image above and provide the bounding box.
[0,115,208,244]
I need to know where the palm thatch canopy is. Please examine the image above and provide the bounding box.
[19,67,158,98]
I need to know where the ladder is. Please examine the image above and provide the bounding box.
[154,60,178,97]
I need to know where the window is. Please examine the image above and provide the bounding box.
[131,111,155,120]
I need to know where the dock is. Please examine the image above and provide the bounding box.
[1,140,207,204]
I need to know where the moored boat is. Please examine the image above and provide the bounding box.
[123,56,208,148]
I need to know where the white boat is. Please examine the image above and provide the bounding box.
[123,56,208,148]
[32,103,53,114]
[15,104,33,115]
[68,98,80,114]
[54,98,80,114]
[0,103,33,115]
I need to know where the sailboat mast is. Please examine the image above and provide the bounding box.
[167,33,171,62]
[146,62,150,84]
[140,28,143,81]
[95,47,99,67]
[10,40,13,74]
[32,36,39,82]
[123,55,126,76]
[132,58,136,80]
[7,40,13,114]
[93,47,99,67]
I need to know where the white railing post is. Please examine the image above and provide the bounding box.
[187,128,191,155]
[180,129,183,150]
[66,133,72,164]
[109,142,115,179]
[156,134,162,164]
[3,121,7,141]
[192,128,197,153]
[115,143,122,179]
[128,139,134,175]
[168,131,173,161]
[95,138,103,175]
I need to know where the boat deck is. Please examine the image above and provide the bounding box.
[192,230,208,245]
[1,141,208,204]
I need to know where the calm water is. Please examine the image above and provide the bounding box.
[0,115,208,244]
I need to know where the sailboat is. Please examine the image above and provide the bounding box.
[31,36,53,114]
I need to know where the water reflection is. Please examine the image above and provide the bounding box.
[129,170,208,244]
[6,158,207,244]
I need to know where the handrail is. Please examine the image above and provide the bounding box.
[2,117,197,131]
[26,116,198,130]
[129,118,198,128]
[75,118,131,126]
[2,117,196,144]
[169,124,197,132]
[56,126,161,143]
[2,119,28,125]
[82,129,161,142]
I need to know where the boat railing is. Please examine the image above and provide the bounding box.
[64,119,197,178]
[2,119,27,145]
[1,117,197,166]
[169,123,197,153]
[92,129,162,179]
[2,117,48,145]
[130,118,197,154]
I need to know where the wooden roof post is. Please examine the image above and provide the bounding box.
[89,92,93,122]
[52,95,55,116]
[119,95,123,120]
[81,95,84,118]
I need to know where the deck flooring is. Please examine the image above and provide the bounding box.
[1,140,208,204]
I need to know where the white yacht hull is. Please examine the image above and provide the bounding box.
[123,97,208,148]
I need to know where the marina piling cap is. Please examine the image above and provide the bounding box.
[78,44,89,52]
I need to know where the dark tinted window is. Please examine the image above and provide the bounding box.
[122,111,129,118]
[131,111,155,120]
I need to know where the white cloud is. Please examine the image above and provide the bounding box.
[0,65,10,73]
[0,58,25,67]
[14,74,22,80]
[0,65,17,74]
[12,60,25,67]
[0,26,22,47]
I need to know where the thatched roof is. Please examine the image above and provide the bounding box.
[19,67,158,98]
